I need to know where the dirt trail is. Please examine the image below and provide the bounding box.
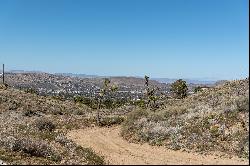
[67,126,248,165]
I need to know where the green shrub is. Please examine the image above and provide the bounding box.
[170,79,188,99]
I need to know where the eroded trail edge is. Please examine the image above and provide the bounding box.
[67,126,248,165]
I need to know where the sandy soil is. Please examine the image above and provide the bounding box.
[67,126,249,165]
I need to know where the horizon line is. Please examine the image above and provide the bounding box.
[1,68,249,82]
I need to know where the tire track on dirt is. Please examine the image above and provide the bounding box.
[67,126,248,165]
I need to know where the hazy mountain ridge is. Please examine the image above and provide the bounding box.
[2,70,222,84]
[55,73,219,85]
[153,78,218,85]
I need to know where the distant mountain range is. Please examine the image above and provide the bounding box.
[7,70,45,74]
[152,78,218,85]
[54,73,99,78]
[3,70,220,85]
[54,73,218,84]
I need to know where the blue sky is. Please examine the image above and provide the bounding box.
[0,0,249,80]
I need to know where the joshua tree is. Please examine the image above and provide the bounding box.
[144,75,159,110]
[96,78,118,125]
[170,79,188,99]
[145,75,149,87]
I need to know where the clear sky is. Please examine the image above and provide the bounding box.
[0,0,249,80]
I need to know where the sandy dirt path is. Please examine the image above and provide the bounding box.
[67,126,248,165]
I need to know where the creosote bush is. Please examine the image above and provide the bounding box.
[0,136,61,161]
[170,79,188,99]
[23,109,38,117]
[35,119,56,132]
[99,116,125,127]
[75,146,105,165]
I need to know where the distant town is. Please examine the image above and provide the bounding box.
[0,70,218,101]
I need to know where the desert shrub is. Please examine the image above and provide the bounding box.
[35,119,56,132]
[194,86,203,93]
[74,109,85,115]
[127,108,149,121]
[0,96,8,104]
[7,102,19,110]
[235,96,249,112]
[37,131,58,141]
[23,109,38,117]
[74,96,98,109]
[133,99,147,108]
[24,88,38,95]
[163,106,188,118]
[239,137,249,158]
[0,83,8,90]
[51,95,65,101]
[75,146,105,165]
[103,99,115,109]
[99,116,125,126]
[148,112,166,122]
[17,139,58,160]
[170,79,188,99]
[0,136,60,161]
[121,109,149,141]
[55,134,72,147]
[51,107,64,115]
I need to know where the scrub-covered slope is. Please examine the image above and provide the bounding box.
[122,78,249,158]
[0,84,104,165]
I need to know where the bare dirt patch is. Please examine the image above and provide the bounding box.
[67,126,248,165]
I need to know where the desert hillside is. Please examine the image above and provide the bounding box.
[0,78,249,165]
[0,84,105,165]
[122,78,249,158]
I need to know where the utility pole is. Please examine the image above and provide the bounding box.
[2,64,4,84]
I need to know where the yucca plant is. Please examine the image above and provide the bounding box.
[96,78,118,125]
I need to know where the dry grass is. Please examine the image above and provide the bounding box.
[0,85,105,165]
[1,78,248,164]
[121,78,249,158]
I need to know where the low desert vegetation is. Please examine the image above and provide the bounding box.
[98,116,125,127]
[0,84,106,165]
[121,78,249,158]
[170,79,188,99]
[0,77,249,164]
